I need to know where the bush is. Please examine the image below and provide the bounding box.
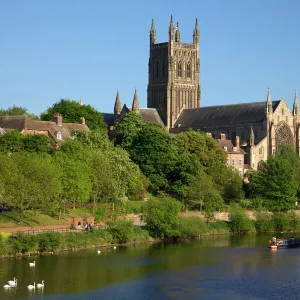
[8,233,38,254]
[178,217,208,237]
[124,201,146,214]
[63,232,86,249]
[94,205,108,223]
[228,204,254,234]
[38,232,62,252]
[0,234,8,254]
[107,219,149,244]
[208,221,230,234]
[143,197,182,238]
[254,211,274,233]
[272,211,300,232]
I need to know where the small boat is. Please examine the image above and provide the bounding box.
[268,237,300,249]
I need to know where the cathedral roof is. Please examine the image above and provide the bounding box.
[138,108,165,126]
[174,101,281,128]
[102,113,115,127]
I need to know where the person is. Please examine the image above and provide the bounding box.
[77,221,81,229]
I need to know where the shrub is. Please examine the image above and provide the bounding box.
[228,204,254,234]
[63,232,86,249]
[254,211,274,233]
[107,219,149,244]
[0,234,8,254]
[208,221,230,234]
[124,201,146,214]
[94,205,108,223]
[178,216,208,237]
[38,232,62,252]
[272,211,300,232]
[143,197,182,238]
[8,233,38,254]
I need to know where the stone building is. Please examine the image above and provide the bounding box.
[0,113,89,148]
[104,17,300,173]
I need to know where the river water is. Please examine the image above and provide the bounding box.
[0,234,299,299]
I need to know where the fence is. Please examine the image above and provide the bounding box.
[10,227,71,236]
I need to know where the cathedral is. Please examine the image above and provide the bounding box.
[103,16,300,172]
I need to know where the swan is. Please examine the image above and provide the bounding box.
[113,246,117,250]
[8,277,16,286]
[37,280,44,288]
[27,282,35,290]
[97,250,101,254]
[29,261,35,267]
[8,279,17,287]
[3,284,11,289]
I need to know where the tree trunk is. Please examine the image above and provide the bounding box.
[73,199,75,210]
[59,208,62,220]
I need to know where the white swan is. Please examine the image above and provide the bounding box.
[8,277,16,286]
[29,261,35,267]
[37,280,44,288]
[8,279,17,287]
[97,250,101,254]
[3,284,11,289]
[113,246,117,250]
[27,282,35,290]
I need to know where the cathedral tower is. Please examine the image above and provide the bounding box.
[147,16,201,129]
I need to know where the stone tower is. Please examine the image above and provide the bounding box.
[147,16,201,128]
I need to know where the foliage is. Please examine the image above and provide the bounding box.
[0,105,38,119]
[107,219,149,244]
[114,112,145,150]
[254,211,274,233]
[123,201,147,214]
[178,216,208,237]
[208,221,231,234]
[40,99,107,132]
[272,211,300,233]
[185,170,224,212]
[38,232,62,252]
[228,204,254,234]
[249,156,297,211]
[8,233,38,254]
[94,205,108,223]
[143,198,182,238]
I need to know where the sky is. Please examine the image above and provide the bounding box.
[0,0,300,116]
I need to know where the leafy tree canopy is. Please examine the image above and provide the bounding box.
[0,105,39,119]
[40,99,107,132]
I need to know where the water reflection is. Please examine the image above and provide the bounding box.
[1,234,300,299]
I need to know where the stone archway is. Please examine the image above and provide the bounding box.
[275,122,294,152]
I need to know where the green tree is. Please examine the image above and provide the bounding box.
[0,105,38,119]
[0,130,24,153]
[249,155,297,211]
[40,99,107,131]
[114,112,145,150]
[23,134,53,153]
[143,197,182,238]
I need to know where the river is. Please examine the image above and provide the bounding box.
[0,234,299,299]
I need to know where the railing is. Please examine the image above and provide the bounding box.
[10,227,71,236]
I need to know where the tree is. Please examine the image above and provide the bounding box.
[40,99,107,132]
[0,105,38,119]
[0,152,62,219]
[143,197,182,238]
[114,112,145,150]
[23,134,53,153]
[249,155,297,211]
[0,130,24,153]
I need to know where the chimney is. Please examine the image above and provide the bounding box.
[80,117,85,125]
[53,113,62,126]
[220,133,226,140]
[235,136,240,149]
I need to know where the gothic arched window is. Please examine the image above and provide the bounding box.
[178,62,182,77]
[275,122,294,152]
[186,63,191,78]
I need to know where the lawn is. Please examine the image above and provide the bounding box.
[0,208,95,228]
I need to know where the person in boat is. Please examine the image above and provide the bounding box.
[271,237,277,245]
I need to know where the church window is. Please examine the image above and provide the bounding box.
[275,123,294,152]
[186,63,191,78]
[282,108,284,115]
[259,147,263,155]
[277,116,280,122]
[178,62,182,77]
[286,116,288,122]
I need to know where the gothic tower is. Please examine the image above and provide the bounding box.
[147,16,201,129]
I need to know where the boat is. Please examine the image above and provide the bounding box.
[268,237,300,250]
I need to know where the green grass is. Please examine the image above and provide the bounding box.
[0,208,95,228]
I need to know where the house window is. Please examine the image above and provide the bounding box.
[232,159,235,166]
[238,170,242,177]
[226,159,229,165]
[239,159,242,167]
[57,131,62,140]
[178,62,182,77]
[259,146,263,155]
[186,63,191,78]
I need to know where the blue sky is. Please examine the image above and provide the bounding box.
[1,0,299,116]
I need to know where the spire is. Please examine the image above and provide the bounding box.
[175,22,180,42]
[114,90,121,116]
[266,87,273,113]
[193,18,199,44]
[250,126,255,146]
[150,18,156,45]
[132,88,140,112]
[79,97,83,106]
[169,15,174,41]
[293,89,299,116]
